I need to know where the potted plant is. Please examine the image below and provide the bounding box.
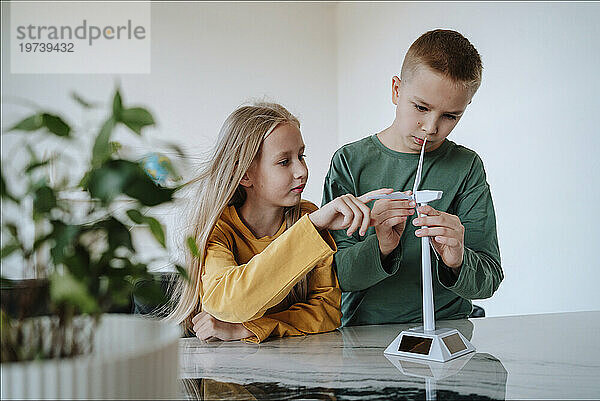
[0,88,187,399]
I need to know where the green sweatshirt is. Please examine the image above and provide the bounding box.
[322,135,503,326]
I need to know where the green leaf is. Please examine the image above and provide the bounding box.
[86,159,131,204]
[41,113,71,137]
[91,117,116,168]
[78,170,92,189]
[126,209,164,247]
[133,278,167,307]
[175,264,190,283]
[25,158,53,174]
[126,209,144,224]
[123,169,174,206]
[104,262,131,278]
[120,107,155,135]
[88,159,174,206]
[145,216,165,248]
[8,113,70,137]
[33,185,56,215]
[84,217,134,254]
[62,244,91,281]
[5,223,18,239]
[71,92,97,108]
[112,90,123,121]
[8,114,43,132]
[187,236,200,258]
[49,270,98,314]
[109,290,134,309]
[0,243,21,260]
[128,261,149,277]
[103,217,134,252]
[50,221,80,265]
[33,233,52,250]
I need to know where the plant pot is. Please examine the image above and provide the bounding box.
[0,314,181,399]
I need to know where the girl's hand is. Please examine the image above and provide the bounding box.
[309,188,393,237]
[413,205,465,274]
[191,311,253,342]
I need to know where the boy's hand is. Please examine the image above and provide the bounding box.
[191,311,253,342]
[310,188,393,237]
[371,190,416,258]
[413,205,464,274]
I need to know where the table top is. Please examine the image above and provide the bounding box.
[179,311,600,400]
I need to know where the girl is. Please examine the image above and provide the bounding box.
[166,102,388,343]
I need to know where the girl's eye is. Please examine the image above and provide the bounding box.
[299,154,306,161]
[444,114,457,121]
[414,104,428,112]
[278,159,289,166]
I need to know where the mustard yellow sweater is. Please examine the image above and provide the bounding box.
[201,200,341,343]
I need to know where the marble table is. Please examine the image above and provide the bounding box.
[179,311,600,400]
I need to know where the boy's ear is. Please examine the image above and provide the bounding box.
[391,76,402,105]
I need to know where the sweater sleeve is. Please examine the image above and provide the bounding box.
[436,155,504,299]
[201,214,335,323]
[321,157,402,292]
[241,251,342,343]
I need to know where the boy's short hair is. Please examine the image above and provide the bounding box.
[401,29,483,93]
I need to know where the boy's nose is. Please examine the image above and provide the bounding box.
[421,118,438,135]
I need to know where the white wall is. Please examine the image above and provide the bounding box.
[336,2,600,317]
[2,2,338,200]
[3,2,599,317]
[1,2,338,274]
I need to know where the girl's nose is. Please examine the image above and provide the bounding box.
[294,160,308,179]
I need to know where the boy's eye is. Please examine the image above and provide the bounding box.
[444,114,457,120]
[278,159,289,166]
[299,154,306,161]
[414,104,428,112]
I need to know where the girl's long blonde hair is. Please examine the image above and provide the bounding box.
[165,102,308,330]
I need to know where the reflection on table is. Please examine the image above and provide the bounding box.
[179,311,600,400]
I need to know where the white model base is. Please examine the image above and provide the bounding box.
[384,326,475,363]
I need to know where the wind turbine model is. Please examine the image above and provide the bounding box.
[368,138,475,362]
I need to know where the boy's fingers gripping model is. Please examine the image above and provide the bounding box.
[413,205,465,269]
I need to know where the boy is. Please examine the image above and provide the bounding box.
[322,29,503,326]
